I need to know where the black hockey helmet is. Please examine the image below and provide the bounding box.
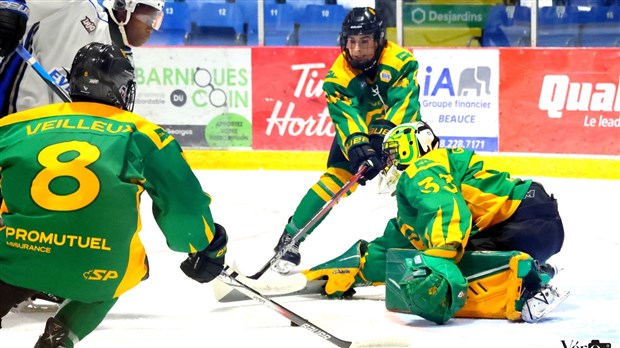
[69,42,136,111]
[339,7,386,71]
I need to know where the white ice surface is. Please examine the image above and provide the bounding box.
[1,170,619,348]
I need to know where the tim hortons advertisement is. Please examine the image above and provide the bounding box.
[252,47,341,150]
[500,49,619,156]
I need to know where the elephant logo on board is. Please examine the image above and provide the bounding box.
[458,66,491,97]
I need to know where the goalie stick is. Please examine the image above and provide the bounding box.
[247,164,368,280]
[14,44,71,102]
[219,265,410,348]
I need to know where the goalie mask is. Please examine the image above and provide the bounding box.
[69,43,136,111]
[339,7,386,72]
[383,122,439,171]
[378,122,439,195]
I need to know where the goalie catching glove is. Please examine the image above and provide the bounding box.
[0,0,28,57]
[180,223,228,283]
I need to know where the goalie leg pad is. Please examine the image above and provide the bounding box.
[456,251,534,320]
[387,249,548,321]
[302,240,368,298]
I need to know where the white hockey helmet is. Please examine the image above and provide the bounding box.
[103,0,164,27]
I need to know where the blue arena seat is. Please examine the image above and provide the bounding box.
[482,5,531,47]
[242,2,298,46]
[568,0,616,6]
[296,4,348,46]
[537,6,581,47]
[147,2,191,46]
[190,2,246,46]
[580,6,620,46]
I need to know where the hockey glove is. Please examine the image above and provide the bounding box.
[346,133,385,185]
[368,120,396,154]
[180,223,228,284]
[0,0,28,57]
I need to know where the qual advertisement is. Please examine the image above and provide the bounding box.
[252,47,341,151]
[414,49,500,152]
[131,47,252,148]
[500,49,619,156]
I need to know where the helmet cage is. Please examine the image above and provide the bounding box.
[382,122,440,170]
[339,7,386,71]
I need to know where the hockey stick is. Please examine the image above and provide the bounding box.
[219,265,410,348]
[247,164,369,280]
[214,269,326,302]
[14,44,71,102]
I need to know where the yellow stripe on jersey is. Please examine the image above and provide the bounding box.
[378,42,414,71]
[424,248,458,260]
[387,89,416,125]
[114,184,147,298]
[461,183,521,230]
[189,217,214,253]
[204,216,215,243]
[113,230,148,298]
[427,197,470,249]
[323,54,358,88]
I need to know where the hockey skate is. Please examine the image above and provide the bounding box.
[271,231,301,275]
[521,284,570,323]
[34,317,72,348]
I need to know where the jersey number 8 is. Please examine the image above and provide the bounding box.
[31,141,101,211]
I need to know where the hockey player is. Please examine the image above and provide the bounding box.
[0,0,163,311]
[0,0,164,116]
[0,43,228,347]
[272,7,424,274]
[303,122,567,324]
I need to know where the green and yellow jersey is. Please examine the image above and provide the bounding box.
[396,148,532,261]
[323,41,422,155]
[0,102,217,302]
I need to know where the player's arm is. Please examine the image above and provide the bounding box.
[324,78,385,182]
[137,130,228,283]
[323,79,367,153]
[384,57,422,125]
[133,127,216,252]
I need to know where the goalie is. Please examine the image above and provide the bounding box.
[303,122,567,324]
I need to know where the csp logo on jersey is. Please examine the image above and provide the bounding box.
[81,16,96,33]
[83,269,118,281]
